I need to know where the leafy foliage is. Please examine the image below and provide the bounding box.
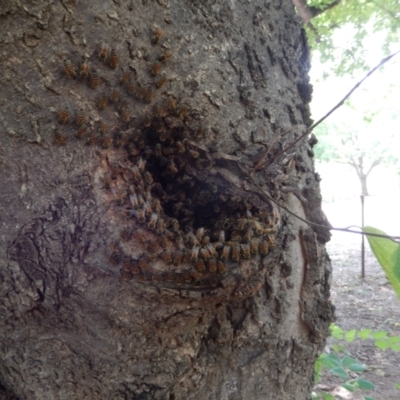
[363,226,400,300]
[313,323,400,399]
[305,0,400,76]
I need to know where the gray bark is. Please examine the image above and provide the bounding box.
[0,1,334,399]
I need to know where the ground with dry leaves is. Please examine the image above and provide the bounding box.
[314,198,400,400]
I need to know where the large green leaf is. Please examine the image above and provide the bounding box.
[363,226,400,300]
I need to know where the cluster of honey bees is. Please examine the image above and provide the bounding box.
[54,28,278,290]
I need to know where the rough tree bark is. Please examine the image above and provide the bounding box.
[0,1,334,399]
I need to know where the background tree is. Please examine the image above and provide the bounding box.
[292,0,400,76]
[0,1,333,399]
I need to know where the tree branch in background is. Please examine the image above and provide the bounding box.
[292,0,342,24]
[251,49,400,172]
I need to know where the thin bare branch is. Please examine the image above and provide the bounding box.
[253,50,400,171]
[248,175,400,241]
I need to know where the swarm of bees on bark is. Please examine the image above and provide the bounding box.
[54,27,279,290]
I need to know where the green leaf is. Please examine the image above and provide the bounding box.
[341,356,358,366]
[322,394,335,400]
[395,383,400,390]
[390,343,400,351]
[363,226,400,299]
[330,366,349,379]
[372,331,388,339]
[330,324,344,339]
[345,330,357,342]
[387,336,400,344]
[363,397,376,400]
[356,378,376,390]
[342,382,356,391]
[358,329,372,340]
[322,353,341,369]
[374,339,389,350]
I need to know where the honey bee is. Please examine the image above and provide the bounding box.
[250,238,259,255]
[137,208,146,224]
[260,240,269,255]
[120,270,132,281]
[266,234,276,248]
[217,260,226,274]
[109,251,120,267]
[138,257,149,270]
[148,212,158,229]
[151,273,161,283]
[152,28,163,44]
[188,149,200,159]
[243,229,254,243]
[118,97,128,111]
[170,218,179,232]
[215,230,225,243]
[75,109,86,127]
[138,273,147,282]
[183,272,192,283]
[120,227,131,241]
[182,249,191,263]
[221,245,231,261]
[173,251,182,266]
[156,218,165,235]
[165,271,175,282]
[177,106,188,120]
[167,97,176,110]
[208,258,217,273]
[196,258,206,273]
[122,256,131,270]
[155,121,165,134]
[173,141,184,154]
[90,69,101,89]
[151,62,161,76]
[86,134,99,146]
[175,274,184,286]
[152,143,162,158]
[231,242,240,262]
[130,260,140,275]
[157,76,167,88]
[130,193,139,209]
[241,243,251,259]
[99,121,108,135]
[145,240,158,253]
[130,165,142,181]
[127,80,136,95]
[122,109,132,122]
[230,231,242,242]
[160,250,172,264]
[209,275,218,287]
[190,270,202,281]
[159,50,172,62]
[102,136,113,148]
[160,234,168,248]
[200,248,211,261]
[205,243,218,258]
[127,143,139,156]
[143,171,153,185]
[63,59,76,79]
[79,59,90,79]
[201,236,210,246]
[99,42,108,61]
[97,93,108,110]
[195,227,205,242]
[54,129,66,146]
[191,246,200,262]
[162,147,174,156]
[167,160,178,175]
[58,107,70,124]
[109,48,118,69]
[120,69,132,85]
[144,88,154,103]
[250,219,264,234]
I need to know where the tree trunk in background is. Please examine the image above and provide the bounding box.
[0,1,334,399]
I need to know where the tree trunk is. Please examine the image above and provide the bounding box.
[0,1,334,399]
